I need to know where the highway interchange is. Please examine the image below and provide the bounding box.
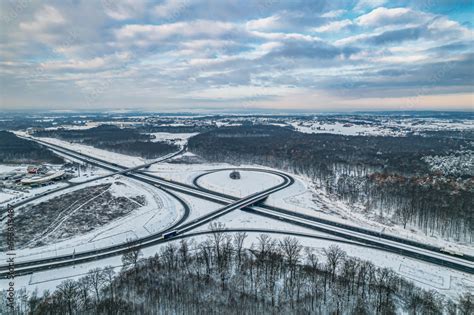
[0,137,473,279]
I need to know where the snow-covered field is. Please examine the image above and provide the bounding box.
[196,170,283,197]
[291,121,397,136]
[387,118,474,131]
[145,158,474,256]
[43,120,147,131]
[0,161,111,207]
[8,134,471,255]
[269,172,474,256]
[0,175,184,264]
[3,130,472,299]
[149,132,198,147]
[0,180,70,208]
[35,137,148,167]
[4,215,472,301]
[188,211,474,300]
[290,118,473,136]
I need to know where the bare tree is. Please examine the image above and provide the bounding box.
[122,240,143,270]
[280,237,302,267]
[77,276,92,309]
[25,236,471,314]
[280,237,302,309]
[209,222,226,264]
[162,243,178,271]
[57,279,79,315]
[253,234,276,263]
[324,245,346,281]
[233,232,247,269]
[305,247,320,312]
[102,265,116,302]
[178,239,191,274]
[85,267,106,303]
[459,292,473,315]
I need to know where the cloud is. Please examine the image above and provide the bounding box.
[263,38,358,60]
[19,5,65,32]
[246,15,282,31]
[367,26,424,44]
[338,15,470,47]
[356,7,431,27]
[115,20,240,43]
[1,0,472,111]
[320,9,347,18]
[40,52,131,72]
[312,19,353,33]
[354,0,387,12]
[103,0,147,20]
[153,0,189,20]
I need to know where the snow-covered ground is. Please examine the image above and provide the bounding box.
[291,121,398,136]
[148,132,198,147]
[290,118,473,137]
[387,118,473,132]
[0,161,111,207]
[196,170,283,197]
[9,134,471,255]
[145,159,474,256]
[188,212,474,300]
[0,165,24,173]
[3,212,472,301]
[43,120,147,131]
[34,136,148,167]
[0,188,19,204]
[150,160,474,255]
[0,175,184,264]
[268,172,474,256]
[0,180,69,208]
[422,151,474,176]
[4,130,472,299]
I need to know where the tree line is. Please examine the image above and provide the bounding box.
[34,125,179,159]
[188,125,473,242]
[3,225,472,314]
[0,131,63,164]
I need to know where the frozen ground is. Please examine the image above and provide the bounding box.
[32,136,148,167]
[3,211,472,301]
[188,212,474,300]
[172,191,221,222]
[145,159,474,256]
[4,133,471,298]
[0,161,110,207]
[196,170,283,197]
[0,175,184,264]
[290,121,398,136]
[8,135,471,255]
[0,181,69,208]
[12,181,147,249]
[386,118,473,132]
[149,132,198,147]
[0,165,24,173]
[267,172,474,256]
[290,118,473,136]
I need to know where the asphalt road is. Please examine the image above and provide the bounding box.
[193,170,474,264]
[0,169,292,278]
[1,137,472,277]
[2,228,384,278]
[0,147,186,221]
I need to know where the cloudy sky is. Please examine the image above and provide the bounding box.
[1,0,473,112]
